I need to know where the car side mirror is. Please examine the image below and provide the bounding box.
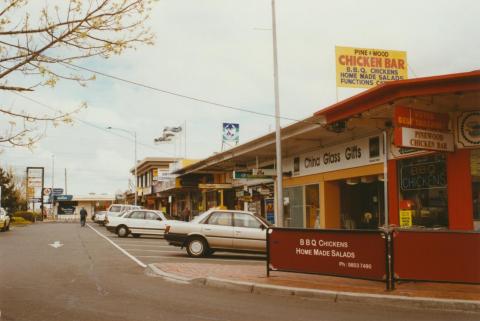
[157,217,162,221]
[260,224,266,231]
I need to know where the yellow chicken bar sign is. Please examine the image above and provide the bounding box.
[335,46,408,88]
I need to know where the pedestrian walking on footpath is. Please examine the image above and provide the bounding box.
[80,207,87,227]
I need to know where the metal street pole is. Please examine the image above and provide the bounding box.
[134,131,138,206]
[272,0,283,227]
[51,155,55,215]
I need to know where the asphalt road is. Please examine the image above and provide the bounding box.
[0,223,477,321]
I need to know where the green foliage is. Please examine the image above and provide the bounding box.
[0,167,25,212]
[11,216,31,225]
[13,211,38,222]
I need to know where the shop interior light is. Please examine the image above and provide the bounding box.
[346,177,360,185]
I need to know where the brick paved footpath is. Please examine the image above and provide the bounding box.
[154,262,480,301]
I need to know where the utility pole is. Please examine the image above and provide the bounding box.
[51,155,55,215]
[64,168,67,195]
[272,0,284,227]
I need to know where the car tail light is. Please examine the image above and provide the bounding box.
[165,225,170,234]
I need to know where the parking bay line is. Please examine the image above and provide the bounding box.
[122,249,181,253]
[87,224,147,268]
[136,255,265,263]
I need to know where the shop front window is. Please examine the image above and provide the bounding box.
[398,154,448,228]
[471,149,480,231]
[283,186,304,228]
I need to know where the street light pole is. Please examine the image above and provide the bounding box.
[272,0,284,227]
[134,131,138,206]
[107,127,138,206]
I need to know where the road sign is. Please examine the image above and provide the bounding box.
[52,188,64,196]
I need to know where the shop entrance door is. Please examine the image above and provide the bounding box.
[340,179,384,229]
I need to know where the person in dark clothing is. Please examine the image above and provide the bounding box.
[80,207,87,227]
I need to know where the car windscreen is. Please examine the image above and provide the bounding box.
[190,211,210,223]
[109,206,122,212]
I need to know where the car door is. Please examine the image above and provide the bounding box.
[143,211,166,236]
[202,212,234,249]
[232,213,267,252]
[126,210,146,234]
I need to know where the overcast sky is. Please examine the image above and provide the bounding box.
[1,0,479,196]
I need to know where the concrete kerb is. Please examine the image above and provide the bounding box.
[146,263,480,313]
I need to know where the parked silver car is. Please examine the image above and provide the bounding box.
[164,209,270,257]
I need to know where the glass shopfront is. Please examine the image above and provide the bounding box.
[283,184,321,228]
[398,153,448,228]
[283,186,304,228]
[471,149,480,231]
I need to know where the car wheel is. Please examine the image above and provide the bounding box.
[117,225,129,238]
[186,237,208,258]
[132,234,140,238]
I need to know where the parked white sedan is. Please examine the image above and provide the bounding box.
[105,209,171,238]
[0,207,11,232]
[164,209,270,257]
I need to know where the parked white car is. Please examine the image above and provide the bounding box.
[105,209,171,238]
[0,207,11,232]
[95,204,142,224]
[164,209,270,257]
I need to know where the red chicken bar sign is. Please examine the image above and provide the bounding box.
[394,106,450,131]
[268,229,387,281]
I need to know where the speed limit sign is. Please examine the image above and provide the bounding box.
[43,188,52,196]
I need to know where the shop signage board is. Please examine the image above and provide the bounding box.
[289,135,383,177]
[399,158,446,191]
[335,46,407,88]
[394,107,450,131]
[456,111,480,148]
[52,188,64,195]
[393,230,480,284]
[394,127,454,152]
[198,183,232,189]
[399,210,413,227]
[268,228,387,281]
[55,195,73,201]
[265,198,275,224]
[222,123,239,143]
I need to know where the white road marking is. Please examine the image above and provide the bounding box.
[49,241,64,248]
[87,224,147,268]
[115,243,172,248]
[122,249,180,253]
[136,255,264,263]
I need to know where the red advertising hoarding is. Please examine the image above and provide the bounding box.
[268,229,387,281]
[393,230,480,284]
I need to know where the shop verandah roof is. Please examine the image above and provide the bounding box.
[175,70,480,176]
